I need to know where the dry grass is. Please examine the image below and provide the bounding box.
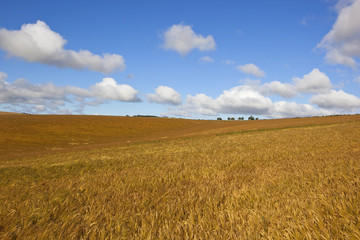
[0,115,360,239]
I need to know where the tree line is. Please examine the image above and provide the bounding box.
[217,116,259,121]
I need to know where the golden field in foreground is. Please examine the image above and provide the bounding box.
[0,114,360,239]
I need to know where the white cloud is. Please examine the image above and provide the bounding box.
[199,56,214,62]
[169,68,336,118]
[215,86,272,114]
[169,85,333,119]
[147,86,181,105]
[331,0,360,41]
[90,78,141,102]
[260,81,297,98]
[237,68,331,99]
[65,86,92,98]
[237,63,265,77]
[0,71,8,81]
[34,104,46,112]
[268,101,331,119]
[183,94,218,116]
[318,0,360,69]
[0,20,126,73]
[0,73,141,114]
[335,0,355,11]
[0,77,66,104]
[223,59,235,65]
[173,86,273,116]
[66,78,141,103]
[162,24,216,56]
[126,73,134,79]
[310,90,360,111]
[166,68,346,118]
[293,68,332,93]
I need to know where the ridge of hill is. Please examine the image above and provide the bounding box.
[0,111,22,115]
[1,113,360,160]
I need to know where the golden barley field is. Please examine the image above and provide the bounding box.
[1,113,360,239]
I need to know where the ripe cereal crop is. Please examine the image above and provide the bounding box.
[0,113,360,239]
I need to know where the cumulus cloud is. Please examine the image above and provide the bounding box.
[199,56,214,62]
[292,68,332,93]
[163,24,216,56]
[166,68,348,118]
[0,71,7,79]
[335,0,355,11]
[0,20,126,73]
[172,86,273,117]
[268,101,331,119]
[253,68,331,98]
[90,78,141,102]
[215,86,272,114]
[260,81,297,98]
[184,93,218,115]
[64,78,141,103]
[34,105,46,111]
[0,73,141,113]
[0,77,66,104]
[318,0,360,69]
[237,63,265,77]
[310,90,360,111]
[169,85,333,119]
[147,86,181,105]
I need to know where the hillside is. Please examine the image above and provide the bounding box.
[1,114,360,239]
[1,113,360,161]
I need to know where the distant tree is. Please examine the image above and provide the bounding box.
[228,117,231,120]
[238,117,244,120]
[217,117,222,120]
[248,115,255,120]
[255,117,259,120]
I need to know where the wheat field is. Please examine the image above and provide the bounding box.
[1,114,360,239]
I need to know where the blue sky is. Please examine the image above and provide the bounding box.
[1,0,360,119]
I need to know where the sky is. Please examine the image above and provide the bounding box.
[1,0,360,119]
